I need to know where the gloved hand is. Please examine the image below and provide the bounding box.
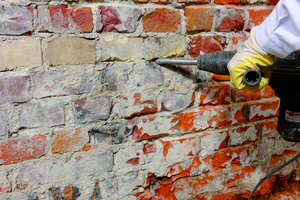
[227,27,277,93]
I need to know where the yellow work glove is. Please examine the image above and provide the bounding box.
[227,27,276,93]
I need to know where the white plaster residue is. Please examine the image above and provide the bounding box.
[193,110,211,131]
[201,132,227,151]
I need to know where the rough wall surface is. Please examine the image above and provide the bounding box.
[0,0,299,199]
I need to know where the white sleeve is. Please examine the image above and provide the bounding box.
[256,0,300,58]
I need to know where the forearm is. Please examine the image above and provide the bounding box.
[256,0,300,58]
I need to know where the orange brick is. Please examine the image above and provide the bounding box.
[211,74,230,81]
[247,8,273,29]
[263,84,277,98]
[185,6,214,32]
[143,8,181,32]
[234,88,261,102]
[199,82,231,105]
[267,0,279,5]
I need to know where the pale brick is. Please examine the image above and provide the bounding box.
[0,134,46,165]
[0,39,41,70]
[0,76,30,104]
[73,96,112,124]
[104,171,142,198]
[98,36,143,61]
[52,128,89,154]
[32,71,92,98]
[38,5,93,33]
[0,6,33,35]
[19,101,65,128]
[0,173,11,193]
[147,35,186,59]
[48,37,95,66]
[161,89,194,111]
[0,110,8,137]
[200,130,229,151]
[73,151,114,179]
[228,125,258,146]
[97,6,142,33]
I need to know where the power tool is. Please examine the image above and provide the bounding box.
[156,51,300,142]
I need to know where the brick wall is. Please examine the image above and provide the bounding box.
[0,0,299,199]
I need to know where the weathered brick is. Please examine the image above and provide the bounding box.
[199,82,231,105]
[161,136,196,161]
[260,120,280,139]
[131,113,180,140]
[19,101,65,128]
[143,8,181,32]
[226,165,255,187]
[200,130,229,151]
[249,99,279,121]
[189,36,226,58]
[0,174,11,193]
[98,36,143,61]
[0,76,30,104]
[147,35,186,59]
[49,186,80,200]
[0,39,41,71]
[184,6,214,32]
[119,93,157,118]
[227,33,248,51]
[97,6,142,33]
[228,124,258,146]
[194,170,225,194]
[234,88,261,102]
[38,5,93,33]
[215,8,245,32]
[247,8,273,30]
[52,128,89,154]
[263,85,277,98]
[212,145,250,170]
[73,96,112,124]
[0,6,33,35]
[48,37,95,66]
[267,0,279,5]
[32,71,92,98]
[73,151,114,178]
[180,104,243,133]
[162,89,195,111]
[114,143,144,168]
[0,110,8,137]
[104,171,142,198]
[0,134,46,165]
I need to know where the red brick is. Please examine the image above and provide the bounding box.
[189,36,226,59]
[234,89,261,102]
[131,113,180,140]
[247,8,273,29]
[38,5,93,33]
[180,105,243,133]
[0,134,46,165]
[199,82,231,105]
[263,84,277,98]
[211,145,250,170]
[143,8,181,32]
[119,93,157,118]
[215,8,245,32]
[52,128,89,154]
[211,190,238,200]
[249,99,280,121]
[185,6,214,32]
[214,0,241,4]
[227,33,248,51]
[155,179,194,200]
[267,0,279,5]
